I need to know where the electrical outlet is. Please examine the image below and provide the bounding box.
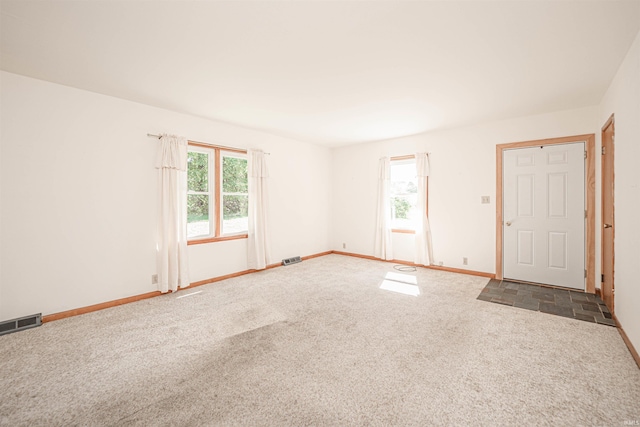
[342,243,346,249]
[481,196,490,204]
[438,261,443,266]
[463,257,468,265]
[152,274,158,284]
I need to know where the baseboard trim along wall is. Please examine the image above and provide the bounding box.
[41,251,334,323]
[613,314,640,369]
[331,250,496,279]
[42,249,491,323]
[42,291,163,323]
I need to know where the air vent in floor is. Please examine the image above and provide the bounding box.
[282,256,302,266]
[0,313,42,336]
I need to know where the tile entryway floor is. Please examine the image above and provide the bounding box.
[477,279,615,326]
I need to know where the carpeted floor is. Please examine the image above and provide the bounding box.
[1,254,638,426]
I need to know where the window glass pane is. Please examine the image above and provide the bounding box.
[390,160,418,229]
[390,162,417,196]
[222,156,248,193]
[391,194,418,229]
[222,194,248,234]
[187,152,208,192]
[187,194,210,238]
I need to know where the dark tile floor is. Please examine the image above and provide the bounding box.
[477,279,615,326]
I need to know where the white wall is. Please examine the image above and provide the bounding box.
[598,30,640,354]
[0,71,332,321]
[331,106,597,274]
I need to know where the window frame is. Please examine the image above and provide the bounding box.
[219,151,250,237]
[389,154,428,234]
[186,145,216,240]
[187,141,248,245]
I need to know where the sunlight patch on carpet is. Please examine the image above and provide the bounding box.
[385,272,417,284]
[176,291,203,299]
[380,279,420,296]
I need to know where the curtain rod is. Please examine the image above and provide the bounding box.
[390,153,431,161]
[147,133,269,155]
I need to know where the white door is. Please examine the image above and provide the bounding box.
[503,142,585,289]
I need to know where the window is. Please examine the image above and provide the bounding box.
[221,153,249,235]
[389,157,424,232]
[187,144,248,243]
[187,147,213,239]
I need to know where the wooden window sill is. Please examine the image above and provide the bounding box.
[188,234,248,245]
[392,229,416,234]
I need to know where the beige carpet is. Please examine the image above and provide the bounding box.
[1,254,638,426]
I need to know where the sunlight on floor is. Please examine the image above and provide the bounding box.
[176,290,203,299]
[384,272,417,284]
[380,271,420,296]
[380,280,420,296]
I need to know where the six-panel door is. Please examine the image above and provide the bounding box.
[503,142,585,289]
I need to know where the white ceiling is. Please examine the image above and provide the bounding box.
[1,1,639,147]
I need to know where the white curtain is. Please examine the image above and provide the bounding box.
[374,157,393,260]
[155,134,190,293]
[415,152,433,266]
[247,149,270,270]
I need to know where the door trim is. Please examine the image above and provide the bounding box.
[601,114,615,311]
[495,134,596,293]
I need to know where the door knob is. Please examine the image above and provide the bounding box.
[506,221,512,226]
[604,224,612,228]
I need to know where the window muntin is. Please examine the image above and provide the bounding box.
[390,159,419,231]
[186,144,248,242]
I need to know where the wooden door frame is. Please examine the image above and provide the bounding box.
[601,114,615,309]
[495,134,596,293]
